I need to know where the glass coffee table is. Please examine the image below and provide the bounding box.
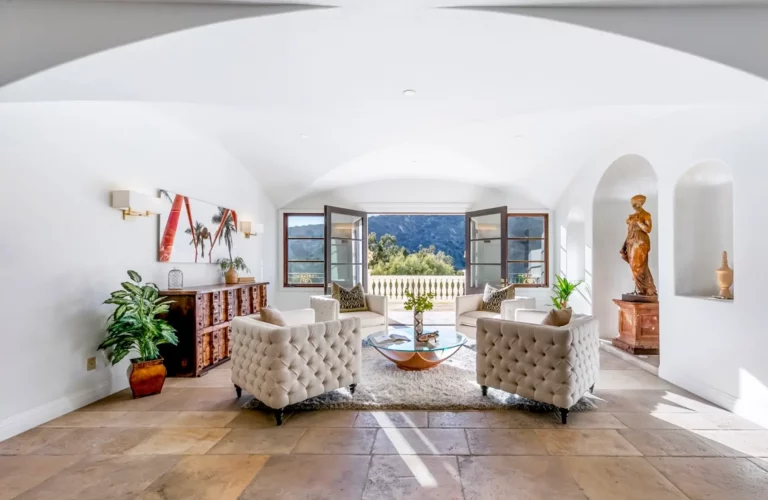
[367,327,468,371]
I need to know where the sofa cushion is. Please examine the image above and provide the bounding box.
[480,283,515,313]
[339,310,386,328]
[458,310,501,327]
[332,283,368,312]
[258,306,287,326]
[541,307,573,327]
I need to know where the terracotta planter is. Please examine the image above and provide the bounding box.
[225,266,239,284]
[128,358,166,398]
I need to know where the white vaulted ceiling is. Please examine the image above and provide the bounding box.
[2,4,768,207]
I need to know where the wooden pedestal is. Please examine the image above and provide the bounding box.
[611,299,659,354]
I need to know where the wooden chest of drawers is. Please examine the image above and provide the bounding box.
[159,282,268,377]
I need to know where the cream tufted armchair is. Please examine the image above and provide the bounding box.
[455,294,536,339]
[230,308,362,425]
[475,309,599,424]
[310,294,388,335]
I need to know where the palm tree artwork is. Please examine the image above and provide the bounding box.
[185,221,210,262]
[210,207,237,265]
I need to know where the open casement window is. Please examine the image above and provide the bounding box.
[508,214,549,287]
[324,206,368,293]
[284,213,325,287]
[465,206,508,295]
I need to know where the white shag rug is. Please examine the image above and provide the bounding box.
[245,344,597,412]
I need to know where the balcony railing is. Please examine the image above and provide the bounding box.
[369,275,466,301]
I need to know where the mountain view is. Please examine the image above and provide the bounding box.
[368,215,465,270]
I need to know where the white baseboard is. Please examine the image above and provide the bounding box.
[0,374,129,442]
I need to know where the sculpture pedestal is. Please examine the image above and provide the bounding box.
[611,299,659,354]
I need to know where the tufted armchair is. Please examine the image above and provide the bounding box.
[310,294,388,335]
[456,294,536,339]
[475,309,599,424]
[230,308,362,425]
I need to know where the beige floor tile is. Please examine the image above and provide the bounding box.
[600,351,642,371]
[283,410,358,428]
[41,411,129,428]
[466,429,548,455]
[597,370,676,391]
[750,457,768,472]
[34,428,157,455]
[164,369,232,388]
[535,429,642,456]
[564,412,627,429]
[649,457,768,500]
[648,412,763,431]
[355,411,429,428]
[692,430,768,457]
[612,412,686,430]
[226,410,282,428]
[127,428,230,455]
[239,454,371,499]
[372,428,470,455]
[428,411,489,428]
[562,456,687,500]
[0,428,75,455]
[484,410,558,428]
[459,456,586,500]
[363,455,463,500]
[14,454,180,500]
[137,455,268,500]
[80,389,183,412]
[0,455,82,500]
[292,428,377,454]
[106,411,181,427]
[162,411,239,428]
[619,429,722,457]
[207,428,306,454]
[152,388,248,411]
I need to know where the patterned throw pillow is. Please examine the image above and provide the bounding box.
[480,283,515,313]
[331,283,368,312]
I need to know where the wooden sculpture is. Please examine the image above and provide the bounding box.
[620,194,657,300]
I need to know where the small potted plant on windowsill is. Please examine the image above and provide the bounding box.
[98,271,178,398]
[403,290,435,334]
[551,274,584,310]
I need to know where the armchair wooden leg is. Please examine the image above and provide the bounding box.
[481,385,488,396]
[274,408,284,426]
[234,384,242,399]
[349,383,357,395]
[560,408,569,425]
[589,384,595,394]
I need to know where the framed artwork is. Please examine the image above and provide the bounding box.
[158,190,238,264]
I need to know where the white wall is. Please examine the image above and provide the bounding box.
[0,102,276,440]
[554,105,768,427]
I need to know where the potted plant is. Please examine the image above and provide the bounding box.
[403,289,435,334]
[98,270,179,398]
[551,274,584,310]
[217,257,250,284]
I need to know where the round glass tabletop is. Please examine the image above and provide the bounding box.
[368,327,468,353]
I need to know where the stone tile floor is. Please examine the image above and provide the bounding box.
[1,351,767,499]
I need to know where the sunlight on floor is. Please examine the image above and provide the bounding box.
[372,412,437,488]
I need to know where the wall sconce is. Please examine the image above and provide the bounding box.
[239,221,264,238]
[111,190,169,220]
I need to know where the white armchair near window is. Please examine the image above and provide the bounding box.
[310,294,388,335]
[455,294,536,339]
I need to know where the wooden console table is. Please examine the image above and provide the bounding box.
[611,299,659,354]
[159,282,268,377]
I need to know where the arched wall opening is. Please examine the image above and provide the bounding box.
[592,154,658,340]
[674,160,734,299]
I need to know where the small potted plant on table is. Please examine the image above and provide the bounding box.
[403,290,435,334]
[98,271,179,398]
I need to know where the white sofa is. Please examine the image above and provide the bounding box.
[230,308,362,425]
[455,294,536,339]
[310,294,388,335]
[475,309,600,424]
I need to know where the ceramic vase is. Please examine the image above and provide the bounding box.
[414,310,424,334]
[225,266,239,284]
[128,358,166,398]
[716,251,734,299]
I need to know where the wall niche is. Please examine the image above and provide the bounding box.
[674,160,734,299]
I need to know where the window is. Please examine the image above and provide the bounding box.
[284,213,325,287]
[508,214,548,287]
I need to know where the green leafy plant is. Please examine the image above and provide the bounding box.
[217,257,250,274]
[403,290,436,313]
[551,274,584,310]
[98,271,178,364]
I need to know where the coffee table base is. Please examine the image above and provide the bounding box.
[373,346,463,371]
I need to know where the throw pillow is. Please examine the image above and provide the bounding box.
[480,283,515,313]
[259,306,287,326]
[541,307,573,327]
[331,283,368,312]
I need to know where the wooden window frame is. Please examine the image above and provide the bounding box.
[283,212,325,288]
[507,213,549,288]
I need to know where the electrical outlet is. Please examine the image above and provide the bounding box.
[87,357,97,371]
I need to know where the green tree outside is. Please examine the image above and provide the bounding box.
[368,233,457,276]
